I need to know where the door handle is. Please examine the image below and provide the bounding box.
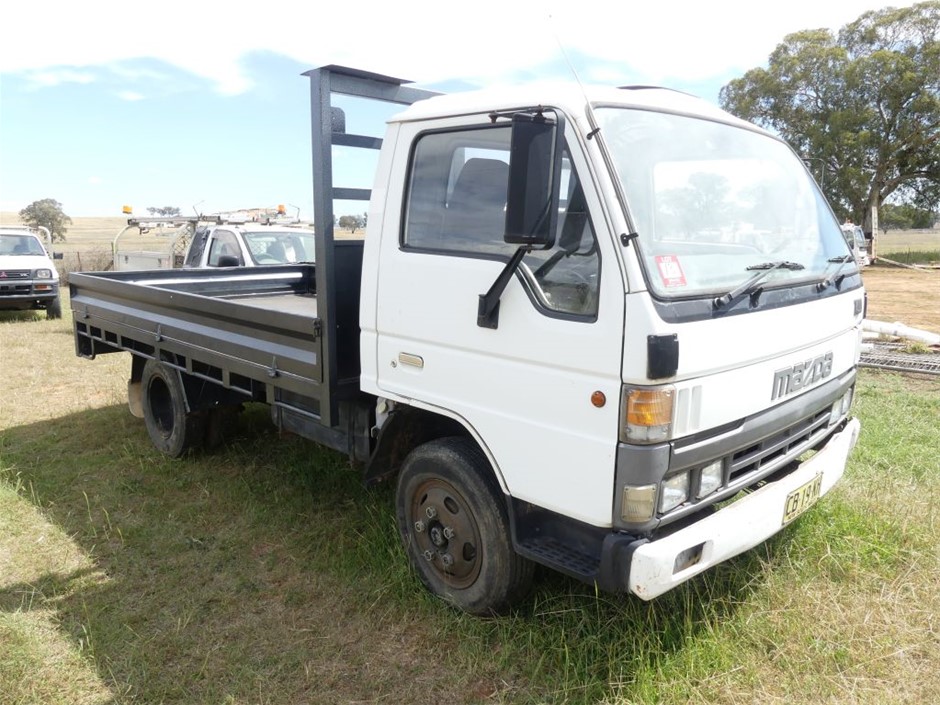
[398,353,424,369]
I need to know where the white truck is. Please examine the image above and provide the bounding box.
[0,224,62,318]
[841,223,871,267]
[71,66,863,614]
[112,214,316,270]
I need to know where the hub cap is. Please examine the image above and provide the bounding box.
[409,478,482,588]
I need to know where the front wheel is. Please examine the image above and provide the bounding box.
[141,359,204,457]
[46,296,62,319]
[395,437,533,615]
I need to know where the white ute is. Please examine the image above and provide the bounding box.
[0,225,62,319]
[112,213,316,271]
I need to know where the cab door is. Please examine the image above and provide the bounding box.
[371,114,626,527]
[205,229,244,267]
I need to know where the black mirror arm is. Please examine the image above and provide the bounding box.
[477,246,529,329]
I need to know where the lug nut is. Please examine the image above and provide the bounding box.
[423,550,435,561]
[414,520,425,533]
[441,553,454,567]
[425,506,437,519]
[442,527,455,540]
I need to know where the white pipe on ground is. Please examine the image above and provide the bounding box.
[862,319,940,346]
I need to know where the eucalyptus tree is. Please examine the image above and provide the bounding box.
[720,1,940,233]
[18,198,72,242]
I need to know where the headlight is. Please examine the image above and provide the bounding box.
[697,460,724,499]
[621,386,675,444]
[660,472,689,513]
[35,269,52,279]
[829,387,854,426]
[622,484,657,523]
[841,387,854,415]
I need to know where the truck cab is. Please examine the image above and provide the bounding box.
[841,223,870,267]
[183,221,317,268]
[357,78,862,603]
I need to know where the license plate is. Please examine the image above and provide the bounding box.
[782,474,823,526]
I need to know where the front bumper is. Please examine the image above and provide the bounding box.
[621,416,860,600]
[0,282,59,310]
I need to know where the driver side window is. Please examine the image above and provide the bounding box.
[521,153,600,318]
[404,127,600,318]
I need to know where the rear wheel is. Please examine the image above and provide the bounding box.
[141,359,204,457]
[395,437,533,615]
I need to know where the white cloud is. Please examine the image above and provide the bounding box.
[87,176,103,185]
[117,91,145,101]
[1,0,921,93]
[22,68,97,88]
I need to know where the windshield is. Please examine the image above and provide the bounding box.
[242,230,316,265]
[0,234,46,256]
[594,107,852,299]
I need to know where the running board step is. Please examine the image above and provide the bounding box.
[517,537,600,580]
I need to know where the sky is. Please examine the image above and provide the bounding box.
[0,0,919,221]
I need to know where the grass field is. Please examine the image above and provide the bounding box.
[875,229,940,260]
[1,292,938,704]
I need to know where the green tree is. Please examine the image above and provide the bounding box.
[18,198,72,242]
[719,1,940,235]
[338,214,365,233]
[880,202,937,231]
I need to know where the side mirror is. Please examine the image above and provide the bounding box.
[53,252,64,260]
[217,254,240,268]
[504,110,565,250]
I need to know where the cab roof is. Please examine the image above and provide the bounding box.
[391,81,754,132]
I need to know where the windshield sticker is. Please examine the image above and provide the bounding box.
[655,255,687,288]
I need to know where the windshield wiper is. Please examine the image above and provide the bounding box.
[816,255,855,292]
[713,260,805,309]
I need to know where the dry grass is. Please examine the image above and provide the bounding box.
[862,267,940,333]
[876,228,940,257]
[1,223,938,704]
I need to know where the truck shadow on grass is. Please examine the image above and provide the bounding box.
[1,402,795,704]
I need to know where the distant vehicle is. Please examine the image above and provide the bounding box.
[182,220,316,268]
[841,224,870,267]
[0,225,62,318]
[112,212,315,271]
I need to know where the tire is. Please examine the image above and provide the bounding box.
[46,296,62,319]
[395,437,534,615]
[141,358,205,457]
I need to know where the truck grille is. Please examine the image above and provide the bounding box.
[656,405,839,530]
[0,283,34,296]
[729,408,831,484]
[0,269,30,280]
